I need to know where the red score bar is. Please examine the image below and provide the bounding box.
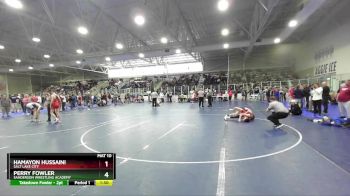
[12,160,113,170]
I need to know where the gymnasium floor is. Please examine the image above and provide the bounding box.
[1,101,350,196]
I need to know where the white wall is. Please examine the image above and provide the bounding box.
[292,0,350,78]
[204,43,297,72]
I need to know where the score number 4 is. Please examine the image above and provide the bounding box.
[104,161,110,178]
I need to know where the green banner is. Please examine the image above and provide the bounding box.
[10,180,68,186]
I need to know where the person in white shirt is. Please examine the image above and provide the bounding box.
[159,92,165,103]
[197,89,204,107]
[26,102,41,122]
[151,91,158,107]
[311,83,323,116]
[120,93,125,104]
[266,97,289,128]
[60,94,66,111]
[37,95,42,104]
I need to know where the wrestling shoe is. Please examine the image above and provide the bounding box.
[275,124,284,129]
[224,115,229,121]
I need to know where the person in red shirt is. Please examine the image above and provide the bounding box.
[31,94,38,103]
[228,89,233,101]
[50,92,61,123]
[22,94,29,114]
[288,86,295,100]
[336,81,350,119]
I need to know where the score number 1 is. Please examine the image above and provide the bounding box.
[104,161,109,178]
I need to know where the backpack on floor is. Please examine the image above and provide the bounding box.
[290,103,302,115]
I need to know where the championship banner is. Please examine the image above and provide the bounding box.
[314,61,337,76]
[313,46,337,76]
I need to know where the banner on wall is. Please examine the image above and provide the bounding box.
[313,45,337,76]
[314,61,337,76]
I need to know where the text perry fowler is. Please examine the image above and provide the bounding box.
[12,171,71,180]
[12,160,66,165]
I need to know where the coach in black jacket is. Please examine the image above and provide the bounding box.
[322,81,330,114]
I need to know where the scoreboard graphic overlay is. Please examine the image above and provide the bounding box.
[7,153,116,186]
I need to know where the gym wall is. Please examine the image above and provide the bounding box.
[203,44,295,73]
[0,74,33,95]
[291,1,350,78]
[0,70,107,96]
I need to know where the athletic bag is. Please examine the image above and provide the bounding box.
[290,103,302,115]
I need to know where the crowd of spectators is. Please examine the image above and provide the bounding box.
[229,68,295,84]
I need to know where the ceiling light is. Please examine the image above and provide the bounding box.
[76,49,83,54]
[218,0,229,12]
[138,53,145,58]
[221,28,229,36]
[160,37,168,44]
[288,20,298,28]
[223,43,229,49]
[274,38,281,44]
[5,0,23,9]
[49,64,54,67]
[15,59,21,63]
[9,69,13,72]
[134,15,145,26]
[175,49,181,54]
[77,26,88,35]
[105,57,111,62]
[28,66,33,70]
[43,54,50,58]
[32,37,40,43]
[115,43,124,49]
[0,45,4,50]
[76,60,81,64]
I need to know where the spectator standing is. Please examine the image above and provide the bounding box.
[288,86,295,101]
[151,91,158,107]
[37,94,42,104]
[279,89,285,102]
[207,89,213,107]
[242,89,248,101]
[15,94,21,113]
[168,91,173,103]
[274,88,280,101]
[22,94,29,114]
[283,87,288,102]
[198,88,205,107]
[120,93,125,104]
[303,84,311,109]
[45,92,51,122]
[60,94,66,111]
[322,81,330,114]
[336,81,350,119]
[311,83,323,116]
[228,89,233,101]
[10,94,17,113]
[294,85,304,108]
[1,95,11,118]
[31,94,38,103]
[266,88,271,102]
[159,92,165,103]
